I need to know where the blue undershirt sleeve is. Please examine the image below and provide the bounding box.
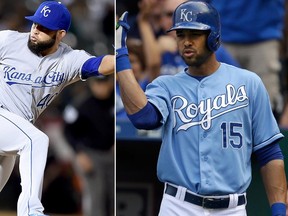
[81,56,104,79]
[127,102,162,130]
[254,142,284,167]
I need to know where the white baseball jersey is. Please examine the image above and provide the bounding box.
[0,30,92,122]
[145,63,283,195]
[0,30,96,215]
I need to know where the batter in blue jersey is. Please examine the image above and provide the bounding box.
[116,1,287,216]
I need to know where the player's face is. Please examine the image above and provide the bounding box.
[28,23,57,55]
[176,29,212,67]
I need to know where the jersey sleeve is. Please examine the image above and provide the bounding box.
[145,78,171,125]
[63,49,93,84]
[0,30,15,59]
[80,56,104,80]
[252,77,283,151]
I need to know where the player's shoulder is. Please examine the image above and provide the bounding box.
[151,69,188,87]
[0,30,28,44]
[220,63,262,81]
[0,30,27,38]
[0,30,17,36]
[58,42,73,53]
[58,42,92,57]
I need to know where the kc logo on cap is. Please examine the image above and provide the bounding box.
[25,1,71,32]
[41,6,52,17]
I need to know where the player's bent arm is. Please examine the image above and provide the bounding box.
[127,102,162,130]
[116,11,150,115]
[117,68,148,114]
[98,54,114,75]
[117,69,162,129]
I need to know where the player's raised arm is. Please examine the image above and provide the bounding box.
[116,12,148,114]
[116,12,162,130]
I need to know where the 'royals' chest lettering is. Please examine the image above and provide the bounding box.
[171,84,249,131]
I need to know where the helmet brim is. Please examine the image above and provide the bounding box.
[167,22,211,33]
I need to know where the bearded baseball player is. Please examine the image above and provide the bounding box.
[0,1,114,215]
[116,1,287,215]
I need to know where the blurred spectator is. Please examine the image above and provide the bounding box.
[63,75,114,216]
[136,0,187,76]
[209,0,286,120]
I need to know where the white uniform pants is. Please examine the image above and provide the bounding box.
[158,185,247,216]
[0,108,49,216]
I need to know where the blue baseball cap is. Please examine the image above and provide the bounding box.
[25,1,71,32]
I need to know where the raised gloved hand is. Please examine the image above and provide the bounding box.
[116,11,131,72]
[116,11,130,50]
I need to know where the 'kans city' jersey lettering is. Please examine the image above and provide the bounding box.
[3,65,65,87]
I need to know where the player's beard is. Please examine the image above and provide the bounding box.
[181,48,213,67]
[28,34,56,55]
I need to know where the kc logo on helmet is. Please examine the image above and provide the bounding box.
[180,9,193,22]
[41,6,51,17]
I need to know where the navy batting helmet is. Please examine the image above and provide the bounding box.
[167,0,221,52]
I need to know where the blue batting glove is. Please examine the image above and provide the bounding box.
[116,11,131,72]
[116,11,130,49]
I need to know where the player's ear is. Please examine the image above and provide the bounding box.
[57,30,66,41]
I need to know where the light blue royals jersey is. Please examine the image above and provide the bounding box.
[145,63,283,195]
[0,30,92,122]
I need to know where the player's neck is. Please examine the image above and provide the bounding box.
[187,55,220,77]
[40,45,58,57]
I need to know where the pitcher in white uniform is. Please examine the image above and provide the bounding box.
[0,1,114,215]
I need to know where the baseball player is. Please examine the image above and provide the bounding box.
[116,1,287,216]
[0,1,114,216]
